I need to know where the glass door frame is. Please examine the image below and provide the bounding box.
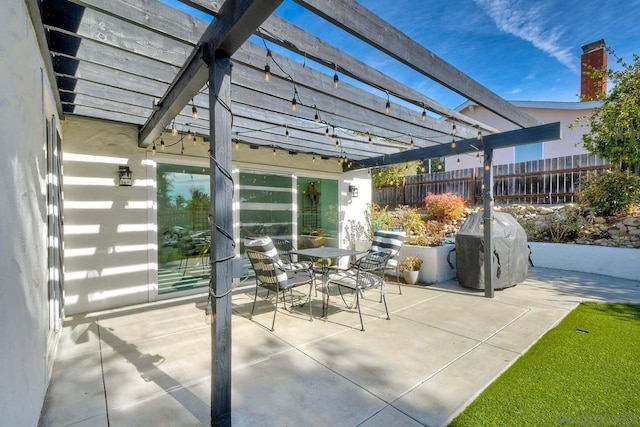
[151,153,212,301]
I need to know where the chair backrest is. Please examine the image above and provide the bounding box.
[371,230,406,269]
[245,237,284,267]
[245,250,288,288]
[272,238,295,264]
[357,249,392,287]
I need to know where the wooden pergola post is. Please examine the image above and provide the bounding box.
[482,148,495,298]
[207,50,233,426]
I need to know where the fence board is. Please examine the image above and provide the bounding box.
[373,154,614,207]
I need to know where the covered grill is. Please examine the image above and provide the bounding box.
[455,211,529,290]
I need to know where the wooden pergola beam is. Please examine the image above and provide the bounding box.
[295,0,539,129]
[349,122,562,170]
[138,0,282,148]
[181,0,498,133]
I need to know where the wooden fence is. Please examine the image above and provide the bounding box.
[373,154,612,207]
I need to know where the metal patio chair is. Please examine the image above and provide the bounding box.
[245,245,314,331]
[326,249,392,331]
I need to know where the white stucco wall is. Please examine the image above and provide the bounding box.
[446,102,597,170]
[0,2,60,425]
[63,116,372,313]
[62,117,153,315]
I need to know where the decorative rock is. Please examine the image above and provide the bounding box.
[622,217,640,226]
[537,207,554,215]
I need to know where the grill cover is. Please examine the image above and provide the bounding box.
[455,211,528,290]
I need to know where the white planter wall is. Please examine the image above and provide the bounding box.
[399,244,457,284]
[529,242,640,281]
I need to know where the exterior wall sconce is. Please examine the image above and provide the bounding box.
[118,165,132,186]
[348,184,358,198]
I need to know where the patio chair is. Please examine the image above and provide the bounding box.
[326,249,392,331]
[370,230,406,294]
[273,238,312,272]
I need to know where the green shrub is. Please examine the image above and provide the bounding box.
[371,203,392,231]
[408,220,445,246]
[521,205,587,243]
[400,207,425,234]
[424,192,467,223]
[579,170,640,216]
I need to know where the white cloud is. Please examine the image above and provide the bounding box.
[473,0,579,74]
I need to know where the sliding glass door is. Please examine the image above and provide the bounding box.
[239,171,293,252]
[157,164,211,294]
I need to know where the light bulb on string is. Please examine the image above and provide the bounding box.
[152,142,156,155]
[291,86,298,112]
[160,138,165,151]
[451,138,456,149]
[192,131,197,145]
[191,99,198,120]
[273,147,276,156]
[452,123,457,136]
[314,109,319,124]
[285,124,289,139]
[368,133,372,144]
[477,130,483,140]
[385,91,390,115]
[264,50,271,81]
[333,64,339,89]
[312,154,316,163]
[476,152,480,162]
[456,157,461,166]
[325,125,329,137]
[171,120,177,136]
[421,104,427,122]
[410,135,414,148]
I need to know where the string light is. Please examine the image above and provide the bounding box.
[264,50,271,82]
[421,106,427,122]
[456,157,461,166]
[285,124,289,139]
[368,133,372,144]
[410,135,414,148]
[273,146,276,156]
[476,152,481,162]
[192,131,197,145]
[171,120,177,136]
[160,138,165,151]
[325,125,330,137]
[333,64,339,89]
[385,91,391,115]
[452,123,457,136]
[191,99,198,120]
[312,154,316,163]
[314,108,320,124]
[291,87,298,112]
[152,142,156,155]
[187,129,192,141]
[451,138,456,149]
[477,130,483,140]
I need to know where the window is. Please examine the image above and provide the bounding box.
[515,143,543,163]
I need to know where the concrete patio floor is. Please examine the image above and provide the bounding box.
[39,267,640,427]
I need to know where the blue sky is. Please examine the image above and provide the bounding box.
[272,0,640,108]
[166,0,639,109]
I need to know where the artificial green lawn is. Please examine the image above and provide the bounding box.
[451,303,640,426]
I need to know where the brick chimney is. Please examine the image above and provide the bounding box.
[580,39,607,101]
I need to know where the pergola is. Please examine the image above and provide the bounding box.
[32,0,560,424]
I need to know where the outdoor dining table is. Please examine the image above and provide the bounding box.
[293,247,365,317]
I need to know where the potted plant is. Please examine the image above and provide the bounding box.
[398,255,423,285]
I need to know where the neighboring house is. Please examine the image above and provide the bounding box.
[446,40,607,171]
